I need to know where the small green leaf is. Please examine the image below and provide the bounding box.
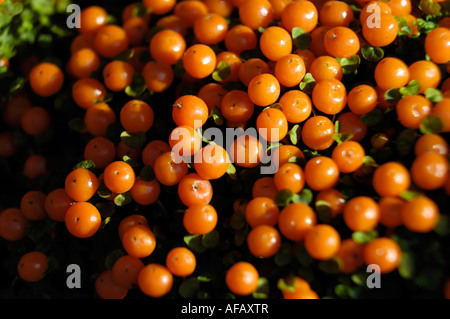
[299,72,315,93]
[275,189,295,207]
[210,105,224,126]
[360,108,383,127]
[292,27,312,50]
[396,128,417,156]
[361,45,384,63]
[123,155,139,168]
[73,160,96,170]
[362,155,379,168]
[413,267,444,291]
[212,61,231,82]
[139,165,155,182]
[419,0,441,16]
[292,188,313,205]
[399,190,423,201]
[227,163,237,180]
[288,124,301,145]
[184,234,207,253]
[350,270,367,286]
[97,179,113,199]
[277,276,296,293]
[424,88,443,103]
[435,215,450,236]
[316,200,333,223]
[230,210,246,230]
[179,278,200,298]
[202,230,220,249]
[234,226,249,247]
[419,114,444,134]
[336,55,361,74]
[295,244,313,266]
[414,18,439,34]
[399,80,421,97]
[197,275,212,282]
[114,193,132,206]
[274,242,293,266]
[334,284,350,297]
[318,258,340,274]
[384,88,402,103]
[352,229,378,244]
[398,251,415,279]
[252,277,269,299]
[9,76,27,94]
[120,131,147,149]
[125,73,148,98]
[96,202,116,218]
[114,48,135,61]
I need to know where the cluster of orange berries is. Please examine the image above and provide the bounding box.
[0,0,449,300]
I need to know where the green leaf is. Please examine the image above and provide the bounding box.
[299,72,315,93]
[336,55,361,74]
[234,226,248,247]
[399,190,423,201]
[352,229,378,244]
[292,27,312,50]
[334,284,350,298]
[114,48,135,62]
[398,251,415,279]
[295,244,313,266]
[274,242,293,266]
[318,258,341,274]
[277,276,296,293]
[123,155,139,168]
[414,18,438,34]
[384,88,402,103]
[197,275,212,282]
[210,105,224,126]
[424,88,443,103]
[351,270,369,286]
[252,277,269,299]
[179,278,200,298]
[120,131,147,149]
[227,163,237,180]
[399,80,421,97]
[97,179,113,199]
[73,160,96,170]
[9,76,27,94]
[413,267,444,291]
[360,108,383,127]
[139,165,155,182]
[435,215,450,236]
[288,124,301,145]
[95,202,116,218]
[201,230,220,249]
[125,73,148,98]
[114,193,132,206]
[362,155,379,168]
[419,0,441,15]
[361,45,385,63]
[292,188,313,205]
[184,234,207,253]
[275,189,295,207]
[230,210,246,230]
[419,114,444,134]
[396,128,417,156]
[316,200,333,223]
[212,61,231,82]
